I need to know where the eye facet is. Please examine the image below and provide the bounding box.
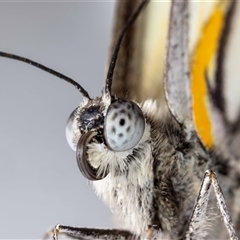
[104,100,145,151]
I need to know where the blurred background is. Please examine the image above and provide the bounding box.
[0,1,116,238]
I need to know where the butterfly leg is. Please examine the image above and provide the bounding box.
[185,170,238,240]
[42,224,140,240]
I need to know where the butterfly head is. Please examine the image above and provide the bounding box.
[66,91,146,181]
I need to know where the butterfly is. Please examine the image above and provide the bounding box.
[1,0,240,239]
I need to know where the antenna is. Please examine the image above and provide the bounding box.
[0,0,149,100]
[0,51,91,99]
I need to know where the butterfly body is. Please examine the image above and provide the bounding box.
[72,98,231,239]
[36,0,240,235]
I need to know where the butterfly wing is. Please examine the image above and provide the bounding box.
[108,1,170,103]
[190,1,238,149]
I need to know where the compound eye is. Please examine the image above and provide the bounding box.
[104,100,145,151]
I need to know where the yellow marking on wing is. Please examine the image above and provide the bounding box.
[191,3,228,148]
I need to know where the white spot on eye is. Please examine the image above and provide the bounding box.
[104,100,145,151]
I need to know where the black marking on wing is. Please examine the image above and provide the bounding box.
[212,0,237,116]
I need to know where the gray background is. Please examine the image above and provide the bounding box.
[0,2,116,239]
